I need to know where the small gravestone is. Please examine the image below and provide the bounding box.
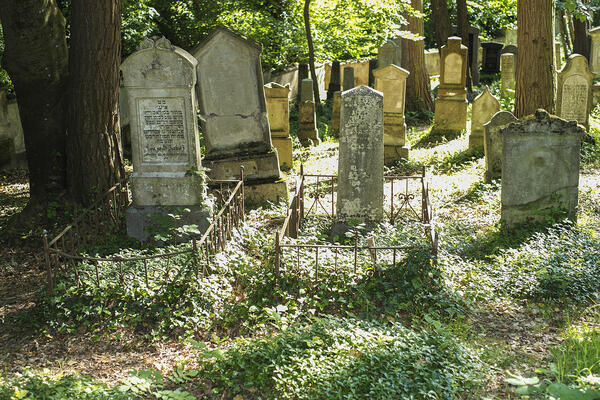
[121,37,212,241]
[265,82,293,170]
[505,28,517,46]
[297,63,309,103]
[483,111,518,183]
[330,91,342,137]
[193,27,287,206]
[298,78,320,146]
[500,53,515,96]
[343,67,355,91]
[470,87,500,149]
[557,54,593,129]
[424,49,441,76]
[327,61,341,99]
[373,64,410,163]
[481,42,503,74]
[378,40,402,69]
[500,110,585,227]
[332,86,384,235]
[590,27,600,74]
[432,37,468,135]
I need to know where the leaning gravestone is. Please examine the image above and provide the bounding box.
[332,86,384,235]
[378,40,402,69]
[470,87,500,149]
[193,27,288,206]
[590,27,600,74]
[264,82,293,170]
[483,111,518,183]
[343,67,355,91]
[327,60,341,99]
[481,42,503,74]
[373,64,410,163]
[298,78,321,146]
[121,37,212,241]
[557,54,593,129]
[500,53,515,96]
[500,110,585,227]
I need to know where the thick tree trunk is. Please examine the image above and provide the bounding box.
[572,6,590,59]
[456,0,472,95]
[401,0,433,112]
[514,0,555,118]
[558,9,572,55]
[67,0,124,205]
[431,0,451,51]
[304,0,320,106]
[0,0,68,215]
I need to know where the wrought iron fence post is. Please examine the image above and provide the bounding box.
[42,230,54,295]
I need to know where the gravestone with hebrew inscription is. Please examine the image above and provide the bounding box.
[500,110,584,227]
[557,54,593,129]
[431,37,468,135]
[193,27,287,206]
[298,78,320,146]
[121,37,213,241]
[500,53,515,96]
[470,87,500,149]
[378,41,402,69]
[265,82,293,170]
[483,111,518,183]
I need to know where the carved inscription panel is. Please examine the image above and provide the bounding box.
[560,74,589,123]
[138,98,188,163]
[444,53,462,85]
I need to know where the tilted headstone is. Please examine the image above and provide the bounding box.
[298,78,320,146]
[557,54,593,129]
[265,82,293,170]
[590,27,600,74]
[121,37,212,241]
[481,42,503,74]
[483,111,518,183]
[378,40,402,69]
[327,60,341,99]
[500,110,585,227]
[373,64,410,164]
[432,37,468,135]
[343,66,355,91]
[470,87,500,149]
[193,27,287,206]
[500,53,515,96]
[330,91,342,137]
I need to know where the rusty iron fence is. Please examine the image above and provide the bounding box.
[42,172,245,294]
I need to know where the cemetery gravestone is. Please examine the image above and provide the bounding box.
[555,42,562,70]
[505,28,517,46]
[500,110,585,227]
[368,58,378,87]
[470,87,500,149]
[501,44,517,60]
[331,91,342,137]
[343,66,355,91]
[378,40,402,69]
[450,25,481,85]
[327,61,341,99]
[481,42,503,74]
[483,111,518,183]
[265,82,293,170]
[557,54,593,129]
[424,49,441,76]
[590,27,600,74]
[121,37,212,241]
[297,63,309,103]
[193,27,288,206]
[373,64,410,163]
[298,78,321,146]
[500,53,515,96]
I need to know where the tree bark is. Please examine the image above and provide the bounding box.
[456,0,472,95]
[514,0,555,118]
[401,0,433,112]
[558,9,572,55]
[67,0,124,205]
[572,5,590,59]
[431,0,451,52]
[304,0,320,106]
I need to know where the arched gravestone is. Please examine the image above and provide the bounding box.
[557,54,593,129]
[483,111,518,183]
[193,26,287,206]
[378,40,402,69]
[470,87,500,149]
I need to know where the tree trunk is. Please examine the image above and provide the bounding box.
[401,0,433,112]
[456,0,473,95]
[0,0,68,219]
[431,0,451,51]
[304,0,320,106]
[558,9,572,55]
[572,5,590,59]
[514,0,555,118]
[67,0,124,205]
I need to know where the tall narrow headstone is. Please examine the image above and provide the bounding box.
[483,111,518,183]
[590,27,600,74]
[297,63,309,103]
[368,58,378,87]
[481,42,503,74]
[450,25,480,85]
[333,86,384,234]
[431,37,468,135]
[193,27,288,206]
[500,110,584,227]
[470,87,500,149]
[121,37,212,241]
[327,61,341,99]
[298,78,320,146]
[373,64,410,164]
[330,91,341,137]
[557,54,593,129]
[378,40,402,69]
[343,67,355,91]
[555,42,562,70]
[265,82,293,170]
[500,53,515,96]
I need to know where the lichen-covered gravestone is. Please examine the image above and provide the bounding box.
[470,87,500,149]
[557,54,593,129]
[121,37,212,241]
[298,78,320,146]
[193,27,287,206]
[432,37,468,135]
[483,111,518,183]
[500,110,585,227]
[333,86,384,235]
[264,82,293,170]
[378,40,402,69]
[373,64,410,163]
[500,53,515,96]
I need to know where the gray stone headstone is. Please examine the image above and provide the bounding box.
[557,54,593,129]
[470,87,500,149]
[483,111,518,183]
[504,28,517,46]
[343,67,355,91]
[378,40,402,69]
[327,60,341,99]
[500,110,585,227]
[500,53,515,96]
[265,82,293,170]
[298,78,320,146]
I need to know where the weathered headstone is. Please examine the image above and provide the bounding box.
[504,28,517,46]
[470,87,500,149]
[500,110,584,227]
[327,60,341,99]
[297,63,309,103]
[500,53,515,96]
[331,91,342,137]
[555,42,562,70]
[424,49,441,76]
[481,42,503,74]
[298,78,320,146]
[368,58,378,87]
[373,64,410,164]
[501,44,517,58]
[483,111,518,183]
[121,37,212,241]
[265,82,293,170]
[193,27,288,206]
[557,54,593,129]
[431,37,468,135]
[378,40,402,69]
[343,66,355,91]
[590,27,600,74]
[333,86,384,234]
[450,25,481,84]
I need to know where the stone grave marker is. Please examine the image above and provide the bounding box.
[373,64,410,164]
[555,42,562,70]
[327,60,341,99]
[424,49,441,76]
[557,54,593,129]
[591,27,600,74]
[265,82,293,170]
[193,26,288,206]
[500,110,585,227]
[505,28,517,45]
[450,25,481,84]
[343,66,355,91]
[483,111,518,183]
[297,63,309,103]
[331,91,342,137]
[368,58,378,87]
[378,40,402,69]
[121,37,212,241]
[501,44,517,61]
[298,78,320,146]
[500,53,515,96]
[470,87,500,149]
[481,42,503,74]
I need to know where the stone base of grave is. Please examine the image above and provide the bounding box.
[131,173,208,206]
[468,131,484,150]
[431,98,467,134]
[272,136,293,170]
[244,179,289,207]
[126,204,213,242]
[204,151,281,182]
[501,187,578,228]
[384,145,409,165]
